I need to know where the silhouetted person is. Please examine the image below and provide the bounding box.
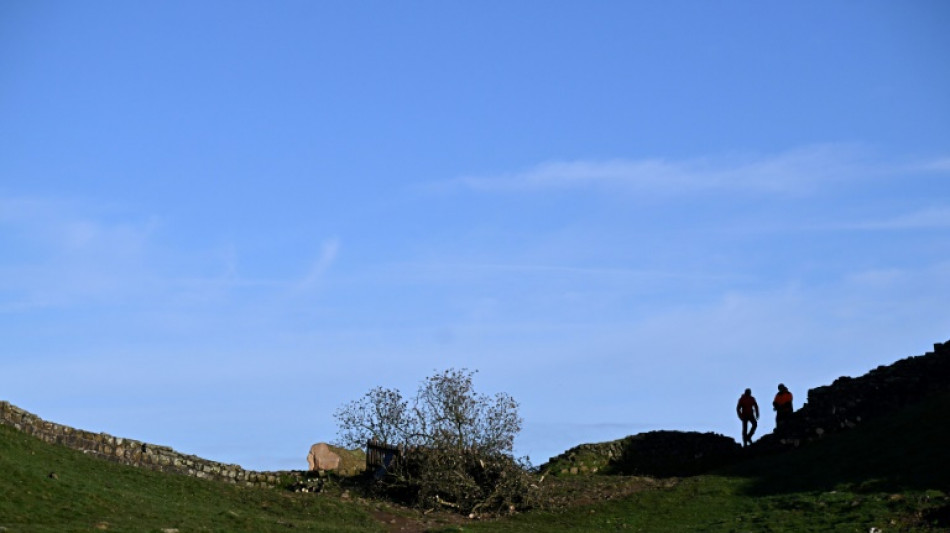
[736,388,759,447]
[772,383,793,429]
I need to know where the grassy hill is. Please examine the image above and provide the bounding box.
[454,390,950,532]
[3,343,948,532]
[3,391,947,532]
[0,421,383,532]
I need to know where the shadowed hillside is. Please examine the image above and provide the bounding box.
[460,384,950,532]
[729,389,950,496]
[543,339,950,481]
[754,340,950,453]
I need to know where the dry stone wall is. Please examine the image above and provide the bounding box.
[756,339,950,450]
[544,339,950,476]
[0,401,302,488]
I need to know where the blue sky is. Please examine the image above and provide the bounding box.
[2,1,949,470]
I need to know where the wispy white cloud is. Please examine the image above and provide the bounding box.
[844,206,950,230]
[389,261,737,287]
[909,157,950,173]
[0,195,160,309]
[0,195,342,314]
[448,144,875,195]
[296,238,341,291]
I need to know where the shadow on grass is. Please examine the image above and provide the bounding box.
[722,391,950,497]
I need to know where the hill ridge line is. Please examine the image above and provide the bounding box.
[0,400,295,487]
[755,339,949,451]
[543,339,949,475]
[4,339,948,485]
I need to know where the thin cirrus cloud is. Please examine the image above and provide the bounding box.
[0,195,341,313]
[911,157,950,173]
[296,238,341,292]
[846,206,950,230]
[448,145,875,196]
[0,196,159,308]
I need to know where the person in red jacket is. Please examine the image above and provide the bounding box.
[773,383,794,429]
[736,388,759,447]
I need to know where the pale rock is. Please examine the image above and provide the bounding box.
[307,442,342,471]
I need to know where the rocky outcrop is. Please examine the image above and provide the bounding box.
[543,430,740,477]
[755,339,950,451]
[544,339,950,477]
[607,431,741,477]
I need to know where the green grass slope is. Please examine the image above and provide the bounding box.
[2,390,947,532]
[0,423,382,533]
[449,390,950,532]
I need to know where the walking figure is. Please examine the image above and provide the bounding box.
[736,388,759,447]
[773,383,794,429]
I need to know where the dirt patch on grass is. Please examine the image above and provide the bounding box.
[537,474,676,510]
[368,506,471,533]
[371,509,425,533]
[360,474,673,532]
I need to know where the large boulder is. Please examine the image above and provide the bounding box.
[307,443,342,472]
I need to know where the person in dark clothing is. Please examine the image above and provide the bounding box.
[772,383,793,429]
[736,388,759,447]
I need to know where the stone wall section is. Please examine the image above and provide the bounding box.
[757,339,950,450]
[543,338,950,475]
[0,402,300,488]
